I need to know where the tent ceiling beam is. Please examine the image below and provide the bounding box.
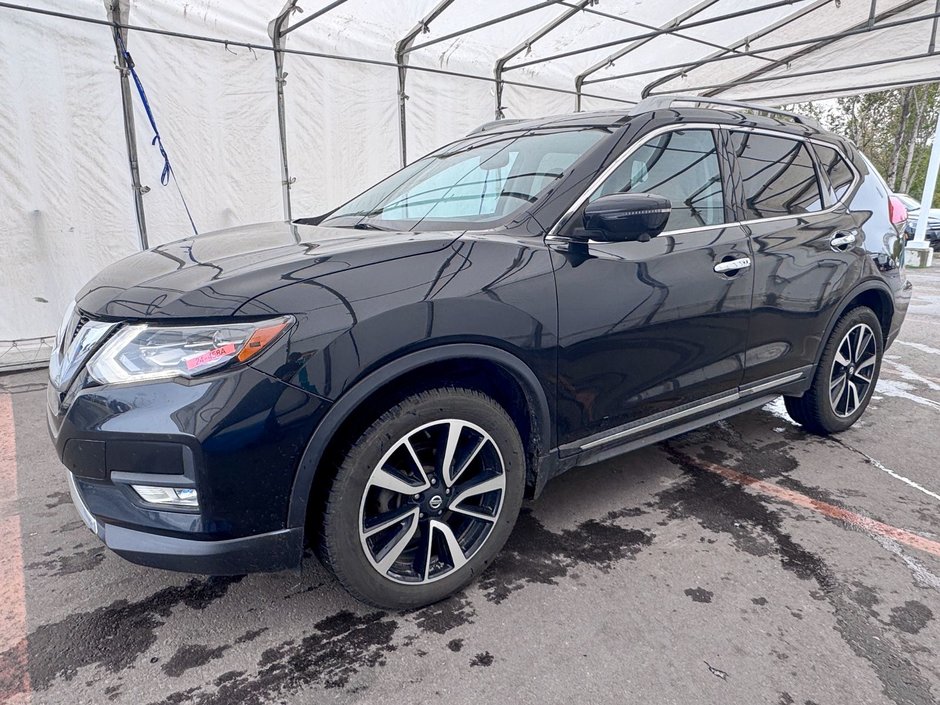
[573,0,723,112]
[721,74,940,103]
[494,0,593,120]
[279,0,349,36]
[0,3,631,107]
[628,6,940,96]
[404,0,566,56]
[504,0,805,72]
[700,0,928,98]
[652,50,939,96]
[585,0,836,87]
[559,1,781,65]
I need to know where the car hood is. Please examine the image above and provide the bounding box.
[75,221,463,319]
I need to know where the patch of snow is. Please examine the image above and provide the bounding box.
[875,378,940,412]
[895,340,940,356]
[761,396,798,426]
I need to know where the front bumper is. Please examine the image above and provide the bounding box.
[67,472,304,573]
[49,364,330,574]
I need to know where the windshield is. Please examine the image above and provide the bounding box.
[319,128,610,231]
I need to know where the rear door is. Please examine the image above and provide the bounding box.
[551,127,753,448]
[728,129,863,386]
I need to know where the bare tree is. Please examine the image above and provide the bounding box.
[899,87,926,195]
[887,87,912,190]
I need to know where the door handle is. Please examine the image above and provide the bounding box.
[713,257,751,274]
[830,230,857,250]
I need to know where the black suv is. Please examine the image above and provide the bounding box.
[48,97,912,609]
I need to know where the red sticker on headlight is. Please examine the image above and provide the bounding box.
[184,343,237,371]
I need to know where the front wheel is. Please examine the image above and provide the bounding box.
[784,305,883,435]
[317,388,526,609]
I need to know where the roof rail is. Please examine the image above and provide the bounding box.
[630,94,819,128]
[467,118,527,135]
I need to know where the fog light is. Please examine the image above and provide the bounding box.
[132,485,199,508]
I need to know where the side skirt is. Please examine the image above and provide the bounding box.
[530,366,812,497]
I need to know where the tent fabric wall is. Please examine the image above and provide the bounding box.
[127,2,283,246]
[0,0,138,347]
[1,0,939,368]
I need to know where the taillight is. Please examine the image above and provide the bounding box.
[888,195,909,236]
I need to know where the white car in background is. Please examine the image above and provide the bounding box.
[897,193,940,251]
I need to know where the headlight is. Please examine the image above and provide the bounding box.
[87,315,293,384]
[53,300,76,351]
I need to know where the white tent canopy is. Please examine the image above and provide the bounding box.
[1,0,938,365]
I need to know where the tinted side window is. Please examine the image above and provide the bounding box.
[813,143,855,201]
[731,132,823,219]
[590,129,725,231]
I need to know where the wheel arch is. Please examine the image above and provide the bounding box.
[814,279,895,369]
[286,343,553,530]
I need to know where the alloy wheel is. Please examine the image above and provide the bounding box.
[829,322,877,418]
[358,419,506,585]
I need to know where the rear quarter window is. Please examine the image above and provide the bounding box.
[812,143,856,202]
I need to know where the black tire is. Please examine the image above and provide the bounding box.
[784,306,883,435]
[317,387,526,609]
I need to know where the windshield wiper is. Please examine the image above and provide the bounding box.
[351,222,391,231]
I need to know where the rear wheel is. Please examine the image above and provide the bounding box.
[318,388,525,609]
[784,306,883,435]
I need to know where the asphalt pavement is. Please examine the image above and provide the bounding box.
[2,268,940,705]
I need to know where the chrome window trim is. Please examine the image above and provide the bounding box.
[547,121,860,238]
[547,122,725,237]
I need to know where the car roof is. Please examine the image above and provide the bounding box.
[471,106,844,147]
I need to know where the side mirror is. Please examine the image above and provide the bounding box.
[581,193,671,243]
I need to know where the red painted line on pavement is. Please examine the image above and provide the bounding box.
[0,393,31,704]
[686,454,940,559]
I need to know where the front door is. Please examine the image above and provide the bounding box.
[551,127,753,448]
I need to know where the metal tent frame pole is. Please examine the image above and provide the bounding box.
[559,0,781,61]
[403,0,565,56]
[724,75,940,103]
[494,0,592,120]
[911,99,940,248]
[269,0,300,222]
[395,0,456,167]
[630,0,835,96]
[591,8,939,89]
[651,51,940,95]
[278,0,347,37]
[503,0,802,73]
[640,6,940,97]
[269,0,348,220]
[698,0,926,99]
[106,0,148,250]
[0,4,635,109]
[572,0,721,112]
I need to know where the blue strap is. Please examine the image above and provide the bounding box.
[116,33,198,236]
